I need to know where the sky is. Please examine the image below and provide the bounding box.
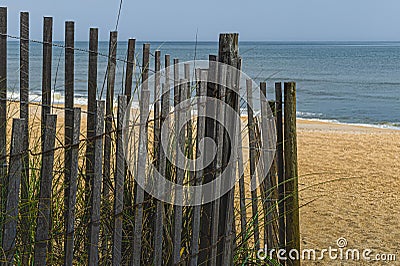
[2,0,400,42]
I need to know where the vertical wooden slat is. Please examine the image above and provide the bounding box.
[275,82,286,262]
[219,33,240,265]
[236,113,248,254]
[189,69,207,266]
[122,38,136,264]
[153,50,161,170]
[198,55,218,264]
[139,43,153,265]
[284,82,300,266]
[172,79,188,265]
[19,11,30,265]
[87,28,98,146]
[87,101,105,265]
[101,31,117,262]
[103,31,118,201]
[41,24,53,261]
[64,108,81,266]
[131,43,150,266]
[184,62,192,133]
[131,88,150,266]
[170,57,180,266]
[124,39,136,101]
[84,28,99,237]
[19,10,29,171]
[33,114,57,266]
[63,20,75,265]
[2,119,24,264]
[87,28,98,123]
[173,59,179,107]
[246,79,260,253]
[234,57,248,260]
[41,16,52,150]
[259,82,274,250]
[153,50,164,266]
[184,63,193,164]
[0,8,8,235]
[102,35,118,261]
[210,64,227,266]
[64,20,75,146]
[267,100,279,250]
[112,96,127,266]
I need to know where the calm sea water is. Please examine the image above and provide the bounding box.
[5,41,400,127]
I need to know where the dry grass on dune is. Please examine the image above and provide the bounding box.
[5,101,400,264]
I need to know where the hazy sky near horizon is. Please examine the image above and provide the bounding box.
[2,0,400,41]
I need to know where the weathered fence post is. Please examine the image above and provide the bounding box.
[112,95,127,266]
[64,108,81,266]
[41,16,52,149]
[87,101,105,265]
[131,86,150,266]
[84,27,98,211]
[153,50,164,266]
[219,33,239,265]
[211,64,229,266]
[173,59,179,107]
[19,11,31,265]
[236,85,248,260]
[198,55,218,264]
[259,82,274,251]
[64,20,75,143]
[140,45,153,264]
[84,29,99,258]
[34,114,57,266]
[190,68,207,266]
[128,43,150,264]
[235,58,247,250]
[162,57,178,266]
[275,82,286,265]
[284,82,300,266]
[184,63,193,182]
[246,79,260,254]
[122,38,136,264]
[124,38,136,101]
[1,119,24,265]
[103,31,118,201]
[154,50,161,165]
[102,32,118,260]
[0,8,8,238]
[173,79,188,265]
[63,20,75,265]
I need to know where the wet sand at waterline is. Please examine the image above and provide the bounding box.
[297,119,400,264]
[4,102,400,263]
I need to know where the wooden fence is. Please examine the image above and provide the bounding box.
[0,7,300,266]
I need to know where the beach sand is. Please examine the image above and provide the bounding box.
[297,119,400,263]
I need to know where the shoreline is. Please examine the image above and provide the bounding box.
[297,118,400,133]
[6,95,399,131]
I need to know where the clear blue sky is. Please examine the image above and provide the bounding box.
[3,0,400,41]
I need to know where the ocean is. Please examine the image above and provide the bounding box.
[4,41,400,128]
